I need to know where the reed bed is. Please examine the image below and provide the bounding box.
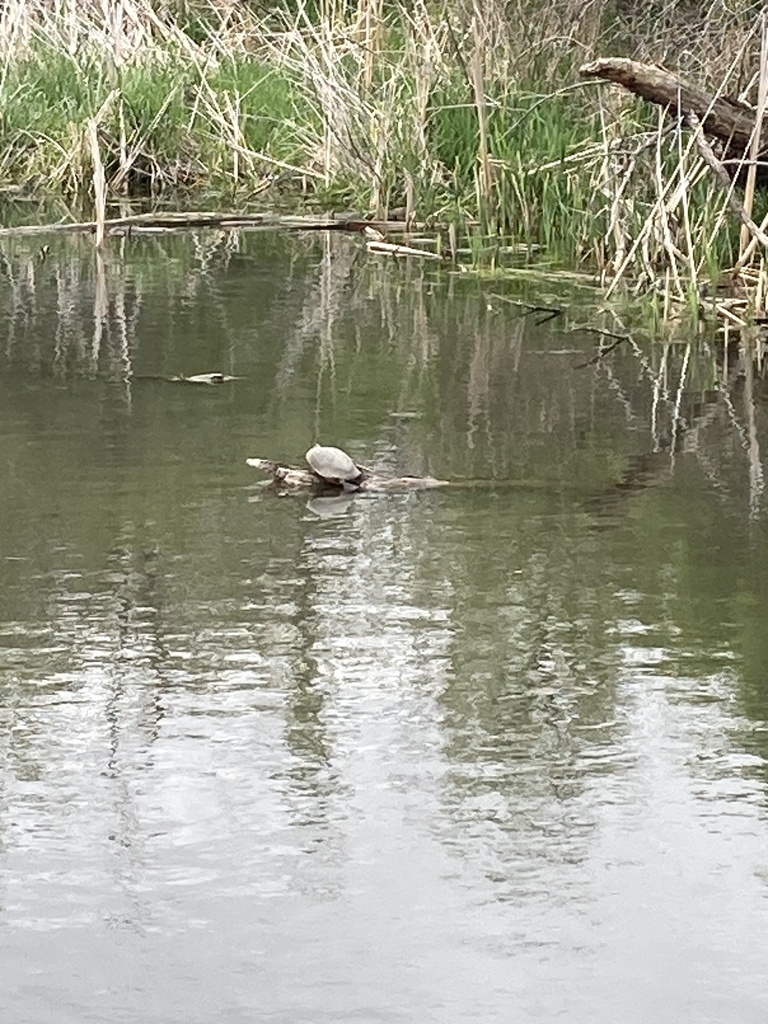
[1,0,768,331]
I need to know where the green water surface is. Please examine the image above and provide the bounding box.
[1,230,767,1024]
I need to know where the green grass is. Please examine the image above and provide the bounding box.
[0,43,308,195]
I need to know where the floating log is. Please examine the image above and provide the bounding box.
[0,210,417,239]
[246,458,449,492]
[580,57,767,183]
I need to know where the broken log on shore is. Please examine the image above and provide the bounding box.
[580,57,767,183]
[246,458,449,492]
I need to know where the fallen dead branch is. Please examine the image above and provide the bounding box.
[0,211,417,238]
[580,57,766,180]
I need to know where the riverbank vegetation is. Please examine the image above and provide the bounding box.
[2,1,768,331]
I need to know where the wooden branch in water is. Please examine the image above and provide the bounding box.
[366,238,445,261]
[0,211,416,239]
[246,458,449,492]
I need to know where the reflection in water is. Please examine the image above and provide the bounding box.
[1,231,768,1023]
[305,494,355,518]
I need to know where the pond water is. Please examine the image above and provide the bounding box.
[1,228,768,1023]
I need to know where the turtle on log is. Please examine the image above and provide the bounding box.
[305,443,366,489]
[246,444,448,493]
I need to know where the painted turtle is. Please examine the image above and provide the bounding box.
[305,444,365,488]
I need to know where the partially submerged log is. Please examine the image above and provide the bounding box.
[0,210,417,239]
[580,57,767,183]
[246,458,449,492]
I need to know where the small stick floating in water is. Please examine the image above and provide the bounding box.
[167,373,241,385]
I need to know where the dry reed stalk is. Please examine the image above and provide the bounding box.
[403,169,414,223]
[401,1,441,175]
[507,158,531,246]
[469,6,492,210]
[655,110,684,299]
[739,17,768,261]
[118,97,128,187]
[0,0,207,66]
[755,257,766,318]
[274,0,366,181]
[605,153,676,296]
[86,119,107,247]
[358,0,383,92]
[0,2,25,92]
[715,301,748,326]
[674,98,698,295]
[184,54,297,186]
[732,206,768,273]
[230,90,240,183]
[607,115,708,298]
[448,221,458,260]
[597,103,627,276]
[267,0,445,208]
[111,0,124,71]
[527,140,608,176]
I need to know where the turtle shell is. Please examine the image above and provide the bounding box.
[305,444,362,484]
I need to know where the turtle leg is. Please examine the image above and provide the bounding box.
[344,471,365,491]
